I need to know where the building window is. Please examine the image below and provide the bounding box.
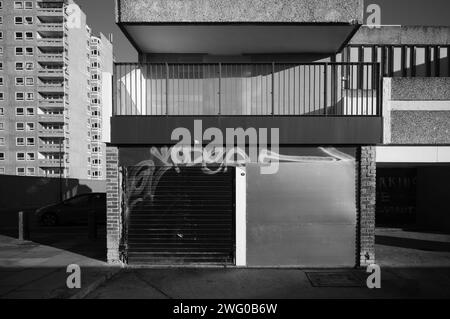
[16,93,24,101]
[16,107,24,115]
[0,31,3,40]
[26,107,34,115]
[16,122,24,131]
[25,47,33,56]
[25,32,33,40]
[0,122,4,130]
[17,153,25,161]
[15,62,23,71]
[0,47,3,56]
[0,153,4,161]
[17,167,25,176]
[24,2,33,9]
[0,17,2,24]
[0,77,3,85]
[16,77,24,86]
[15,47,24,56]
[26,152,35,161]
[0,137,5,146]
[15,32,23,40]
[25,62,33,70]
[0,2,2,10]
[93,171,102,178]
[26,92,34,101]
[26,137,34,146]
[0,167,5,175]
[14,2,24,9]
[0,107,4,116]
[27,167,35,176]
[25,77,34,86]
[0,92,4,100]
[26,123,34,131]
[0,62,3,70]
[24,16,33,25]
[15,17,23,24]
[16,137,25,146]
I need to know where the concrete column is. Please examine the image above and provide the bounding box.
[358,146,377,267]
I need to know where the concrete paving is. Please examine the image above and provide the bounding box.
[86,228,450,299]
[0,231,120,299]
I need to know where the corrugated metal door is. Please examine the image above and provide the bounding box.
[125,166,235,265]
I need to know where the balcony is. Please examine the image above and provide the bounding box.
[37,38,65,47]
[37,53,65,62]
[38,129,65,137]
[38,114,66,123]
[38,144,68,153]
[37,8,64,16]
[38,68,65,78]
[38,84,65,93]
[38,159,63,167]
[37,23,65,32]
[112,62,383,145]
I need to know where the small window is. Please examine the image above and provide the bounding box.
[16,122,24,131]
[24,2,33,9]
[0,137,5,146]
[26,107,34,115]
[16,107,24,115]
[25,32,33,40]
[14,2,24,9]
[26,123,34,131]
[25,62,33,70]
[0,47,3,55]
[25,92,34,101]
[0,153,5,161]
[16,93,24,101]
[16,77,24,86]
[0,77,3,85]
[15,47,24,56]
[17,167,25,176]
[15,32,23,40]
[0,107,4,116]
[0,167,5,174]
[0,31,3,40]
[25,47,33,56]
[16,137,25,146]
[26,152,35,161]
[27,167,35,176]
[0,92,4,100]
[0,122,4,130]
[17,152,25,161]
[26,138,34,146]
[15,17,23,25]
[25,77,34,86]
[24,16,33,25]
[15,62,24,71]
[0,62,3,70]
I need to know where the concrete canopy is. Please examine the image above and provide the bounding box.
[116,0,364,55]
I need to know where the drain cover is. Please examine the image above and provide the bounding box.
[306,271,366,287]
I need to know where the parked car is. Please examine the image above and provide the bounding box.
[35,193,106,226]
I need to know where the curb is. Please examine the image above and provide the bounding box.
[70,268,121,299]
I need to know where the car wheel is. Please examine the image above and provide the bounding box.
[41,213,58,226]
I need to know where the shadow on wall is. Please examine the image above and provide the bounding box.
[0,175,106,212]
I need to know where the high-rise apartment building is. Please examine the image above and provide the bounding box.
[0,0,112,179]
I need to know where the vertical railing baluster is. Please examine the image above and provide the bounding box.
[324,63,328,116]
[271,62,275,116]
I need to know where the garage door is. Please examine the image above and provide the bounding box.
[246,161,357,267]
[125,166,235,265]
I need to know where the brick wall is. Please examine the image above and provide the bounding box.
[106,146,121,264]
[358,146,377,267]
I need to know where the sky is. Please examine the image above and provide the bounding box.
[74,0,450,62]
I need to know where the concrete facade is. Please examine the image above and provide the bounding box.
[116,0,364,23]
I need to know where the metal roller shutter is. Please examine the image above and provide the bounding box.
[125,166,235,265]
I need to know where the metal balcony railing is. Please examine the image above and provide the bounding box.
[114,62,381,117]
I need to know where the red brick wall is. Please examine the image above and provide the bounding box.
[358,146,377,267]
[106,146,121,264]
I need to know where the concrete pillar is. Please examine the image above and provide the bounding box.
[106,146,121,264]
[358,146,377,267]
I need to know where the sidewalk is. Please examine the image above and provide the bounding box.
[0,233,120,299]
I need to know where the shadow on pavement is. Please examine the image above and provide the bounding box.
[376,235,450,252]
